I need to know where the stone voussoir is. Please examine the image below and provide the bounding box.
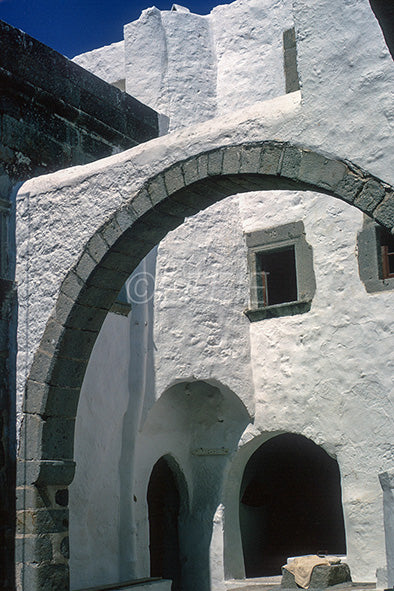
[77,283,118,310]
[43,386,81,419]
[280,144,302,179]
[62,300,107,333]
[373,189,394,230]
[86,232,109,265]
[18,413,45,461]
[99,217,124,249]
[354,177,386,214]
[23,380,50,415]
[259,141,285,175]
[57,326,98,362]
[181,155,200,186]
[239,144,263,174]
[85,265,129,291]
[28,349,55,385]
[41,417,76,460]
[130,186,153,216]
[74,250,97,283]
[47,356,88,389]
[54,292,76,327]
[164,164,185,195]
[146,174,168,206]
[207,149,223,176]
[114,202,139,233]
[59,271,84,301]
[39,318,66,358]
[197,153,209,178]
[334,172,364,204]
[222,145,241,175]
[297,149,348,190]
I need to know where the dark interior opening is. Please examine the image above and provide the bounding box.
[240,434,346,578]
[257,247,297,306]
[147,456,182,591]
[378,227,394,278]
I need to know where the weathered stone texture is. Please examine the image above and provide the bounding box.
[281,563,352,589]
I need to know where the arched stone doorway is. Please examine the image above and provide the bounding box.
[16,140,394,590]
[147,456,184,591]
[240,433,346,577]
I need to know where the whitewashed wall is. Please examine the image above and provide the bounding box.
[52,0,394,588]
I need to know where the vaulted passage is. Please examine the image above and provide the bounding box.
[240,434,346,577]
[148,457,183,591]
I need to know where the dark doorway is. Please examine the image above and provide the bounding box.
[147,456,183,591]
[240,434,346,577]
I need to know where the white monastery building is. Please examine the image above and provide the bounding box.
[14,1,394,591]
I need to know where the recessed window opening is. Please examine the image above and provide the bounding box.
[379,228,394,279]
[256,246,297,306]
[357,218,394,292]
[240,434,346,578]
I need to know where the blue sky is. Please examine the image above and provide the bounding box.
[0,0,229,58]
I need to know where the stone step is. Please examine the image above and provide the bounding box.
[75,578,171,591]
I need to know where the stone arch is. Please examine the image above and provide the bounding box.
[222,430,346,581]
[17,141,394,590]
[240,433,346,576]
[133,379,250,590]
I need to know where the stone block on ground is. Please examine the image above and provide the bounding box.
[281,563,351,589]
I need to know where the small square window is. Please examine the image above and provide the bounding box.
[245,221,316,321]
[357,217,394,293]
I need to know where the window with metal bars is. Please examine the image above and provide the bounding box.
[245,221,316,321]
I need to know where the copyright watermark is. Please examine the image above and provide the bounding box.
[125,271,155,304]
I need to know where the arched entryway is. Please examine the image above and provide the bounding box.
[16,140,394,590]
[240,433,346,577]
[147,456,184,591]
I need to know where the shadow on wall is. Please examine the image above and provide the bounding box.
[140,380,251,591]
[240,433,346,577]
[119,247,159,580]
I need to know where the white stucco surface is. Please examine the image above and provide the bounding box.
[69,186,394,588]
[72,40,125,87]
[16,0,394,589]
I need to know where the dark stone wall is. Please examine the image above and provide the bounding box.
[0,19,158,191]
[0,278,16,591]
[0,19,159,591]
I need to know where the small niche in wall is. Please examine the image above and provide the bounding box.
[283,27,300,94]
